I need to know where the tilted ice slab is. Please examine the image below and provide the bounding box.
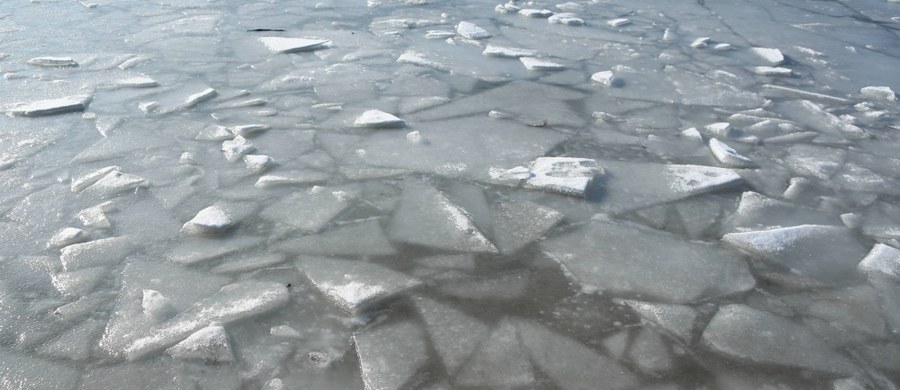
[858,243,900,279]
[595,160,743,213]
[455,318,536,388]
[709,138,754,168]
[6,95,92,117]
[726,191,838,231]
[701,304,857,375]
[297,256,420,314]
[260,187,355,233]
[83,170,148,198]
[258,37,330,53]
[353,109,406,128]
[482,44,538,58]
[782,144,846,180]
[181,205,234,236]
[413,296,490,376]
[519,57,566,70]
[26,56,78,67]
[541,217,755,303]
[275,218,397,257]
[749,47,785,65]
[522,157,602,197]
[167,324,234,363]
[389,181,498,253]
[776,100,867,139]
[619,299,698,343]
[60,236,133,271]
[722,225,866,283]
[490,200,563,255]
[456,21,492,39]
[125,281,289,360]
[354,320,428,390]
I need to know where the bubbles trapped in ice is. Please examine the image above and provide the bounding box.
[3,0,900,387]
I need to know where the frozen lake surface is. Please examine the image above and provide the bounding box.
[1,0,900,388]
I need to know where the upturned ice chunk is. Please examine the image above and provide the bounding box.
[548,13,584,26]
[858,244,900,279]
[297,256,420,313]
[519,56,566,70]
[607,18,631,27]
[84,171,147,197]
[71,166,121,192]
[709,138,753,168]
[221,135,255,162]
[752,66,792,77]
[860,86,896,102]
[456,21,492,39]
[353,109,406,128]
[243,154,272,171]
[259,37,330,53]
[167,325,234,363]
[482,44,538,58]
[7,95,92,117]
[47,227,89,249]
[519,8,553,18]
[701,304,857,375]
[590,71,616,87]
[181,206,234,236]
[60,236,132,271]
[523,157,601,197]
[141,289,176,321]
[750,47,785,65]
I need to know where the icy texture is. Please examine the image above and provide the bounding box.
[413,296,489,375]
[354,321,428,390]
[6,95,91,116]
[297,256,421,313]
[259,37,330,53]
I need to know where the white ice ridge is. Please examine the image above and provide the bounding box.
[258,37,331,53]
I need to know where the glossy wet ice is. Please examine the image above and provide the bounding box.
[1,0,900,389]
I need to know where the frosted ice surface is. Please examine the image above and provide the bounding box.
[628,327,673,373]
[708,138,754,168]
[619,300,698,343]
[353,109,406,128]
[259,37,331,53]
[542,217,754,303]
[858,244,900,279]
[490,200,563,254]
[297,256,420,313]
[519,56,566,70]
[701,304,857,375]
[354,321,428,390]
[723,225,866,283]
[0,351,81,390]
[860,86,896,102]
[455,319,535,388]
[482,44,538,58]
[456,21,492,39]
[47,227,89,249]
[6,95,92,117]
[181,205,234,236]
[727,191,838,230]
[590,70,615,86]
[26,56,78,67]
[413,296,489,375]
[167,325,234,363]
[60,236,132,271]
[523,157,601,197]
[749,47,785,65]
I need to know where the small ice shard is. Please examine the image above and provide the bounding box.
[354,321,428,390]
[263,379,286,390]
[713,43,733,51]
[243,154,272,171]
[297,256,421,313]
[6,95,92,117]
[138,101,159,114]
[619,300,697,343]
[51,267,105,297]
[77,204,112,229]
[60,236,132,271]
[490,200,563,254]
[183,87,217,108]
[722,225,866,283]
[167,325,234,363]
[628,328,673,373]
[590,71,616,87]
[681,127,703,141]
[662,28,676,41]
[397,50,447,71]
[84,170,148,197]
[701,304,857,375]
[750,47,785,65]
[142,289,176,321]
[523,157,600,197]
[48,227,89,249]
[71,166,121,192]
[424,30,455,39]
[516,319,639,390]
[229,124,270,136]
[389,181,498,253]
[541,217,755,303]
[181,206,234,236]
[860,86,896,102]
[222,135,255,162]
[413,296,490,375]
[482,44,538,58]
[260,187,354,233]
[259,37,330,53]
[607,18,631,27]
[405,130,425,144]
[690,37,710,48]
[752,66,792,77]
[488,165,533,185]
[858,243,900,279]
[704,122,733,137]
[113,75,159,88]
[519,56,566,70]
[547,13,584,26]
[709,138,753,168]
[26,56,78,67]
[196,125,233,141]
[254,170,329,188]
[275,218,397,257]
[519,8,553,18]
[269,325,301,338]
[456,21,492,39]
[456,319,536,388]
[353,109,406,128]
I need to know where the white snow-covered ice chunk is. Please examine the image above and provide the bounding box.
[48,227,89,249]
[221,135,255,162]
[413,296,490,375]
[781,99,867,138]
[142,289,176,321]
[628,328,673,373]
[125,281,289,360]
[701,304,857,375]
[276,218,396,256]
[490,200,563,254]
[196,125,234,141]
[681,127,703,141]
[84,170,147,197]
[619,300,698,342]
[750,47,785,65]
[183,87,217,108]
[607,18,631,27]
[590,71,616,87]
[167,325,234,363]
[519,56,565,70]
[456,319,536,388]
[517,319,638,390]
[704,122,733,137]
[260,187,355,233]
[254,170,329,188]
[353,109,406,128]
[259,37,330,53]
[26,56,78,67]
[523,157,601,197]
[389,181,498,253]
[78,203,113,229]
[243,154,272,171]
[181,205,234,236]
[709,138,754,168]
[354,321,428,390]
[112,75,159,88]
[6,95,92,117]
[482,44,538,58]
[456,21,492,39]
[542,218,755,303]
[547,13,584,26]
[297,256,420,313]
[519,8,553,18]
[690,37,711,48]
[397,50,447,71]
[858,243,900,279]
[860,86,896,102]
[71,166,121,192]
[723,225,866,283]
[782,144,846,180]
[752,66,792,77]
[51,267,105,297]
[713,43,733,51]
[60,236,132,271]
[0,351,81,389]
